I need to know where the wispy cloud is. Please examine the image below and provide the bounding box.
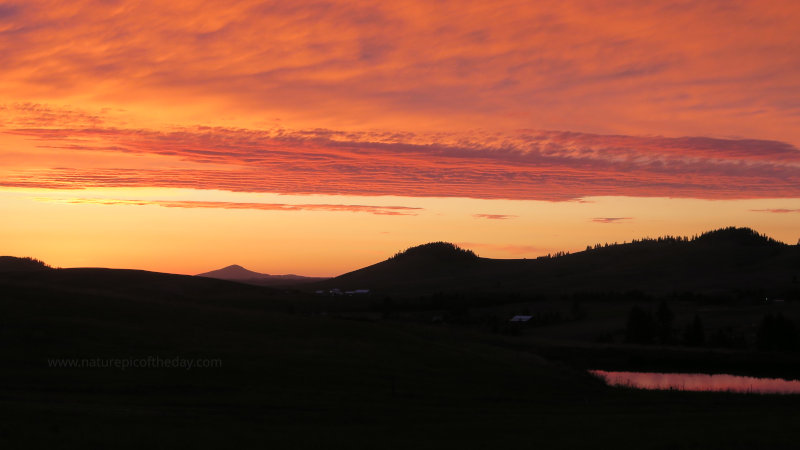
[750,208,800,214]
[3,114,800,201]
[591,217,633,224]
[37,198,423,216]
[473,214,516,220]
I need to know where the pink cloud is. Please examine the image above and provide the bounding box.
[46,198,422,216]
[591,217,633,223]
[474,214,516,220]
[750,208,800,214]
[3,117,799,201]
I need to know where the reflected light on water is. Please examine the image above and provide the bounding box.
[590,370,800,394]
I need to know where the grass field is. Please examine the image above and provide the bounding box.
[2,270,800,448]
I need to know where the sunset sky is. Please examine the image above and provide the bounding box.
[2,0,799,276]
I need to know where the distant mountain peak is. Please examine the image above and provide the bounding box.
[196,264,327,286]
[197,264,268,279]
[389,242,478,263]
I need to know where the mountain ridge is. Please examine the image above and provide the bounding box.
[309,227,800,296]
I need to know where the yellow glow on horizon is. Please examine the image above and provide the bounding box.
[2,187,798,276]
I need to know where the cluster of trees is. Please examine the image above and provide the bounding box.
[0,256,52,271]
[757,313,798,351]
[538,250,570,259]
[625,303,799,351]
[625,302,682,345]
[388,242,477,261]
[624,303,714,347]
[585,236,691,252]
[694,226,783,247]
[583,227,785,256]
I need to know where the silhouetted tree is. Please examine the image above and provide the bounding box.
[381,296,395,316]
[625,306,655,344]
[683,315,705,347]
[708,327,747,349]
[570,300,587,320]
[757,313,798,352]
[655,300,674,343]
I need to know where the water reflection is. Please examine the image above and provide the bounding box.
[590,370,800,394]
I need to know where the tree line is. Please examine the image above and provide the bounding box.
[625,302,798,351]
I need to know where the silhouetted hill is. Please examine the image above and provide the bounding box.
[694,226,783,247]
[3,236,800,449]
[197,264,327,286]
[312,227,800,298]
[0,256,51,272]
[0,267,282,311]
[0,257,610,450]
[389,242,478,263]
[318,242,482,291]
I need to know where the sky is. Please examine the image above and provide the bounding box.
[1,0,799,276]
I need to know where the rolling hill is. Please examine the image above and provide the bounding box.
[0,263,284,313]
[3,232,800,448]
[311,227,800,298]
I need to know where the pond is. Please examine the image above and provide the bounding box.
[590,370,800,394]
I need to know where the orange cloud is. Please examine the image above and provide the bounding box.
[591,217,633,224]
[750,209,800,214]
[474,214,516,220]
[0,1,799,142]
[1,2,799,202]
[3,1,800,277]
[3,114,799,201]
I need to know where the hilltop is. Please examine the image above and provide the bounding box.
[311,227,800,298]
[0,256,51,272]
[316,242,482,292]
[388,242,478,263]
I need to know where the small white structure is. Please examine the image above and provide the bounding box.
[344,289,370,295]
[509,315,533,322]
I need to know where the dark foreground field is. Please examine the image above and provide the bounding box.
[2,268,800,449]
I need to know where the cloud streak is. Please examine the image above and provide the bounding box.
[3,113,799,201]
[591,217,633,224]
[474,214,516,220]
[750,209,800,214]
[37,198,423,216]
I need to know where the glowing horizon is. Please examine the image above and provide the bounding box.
[2,1,799,276]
